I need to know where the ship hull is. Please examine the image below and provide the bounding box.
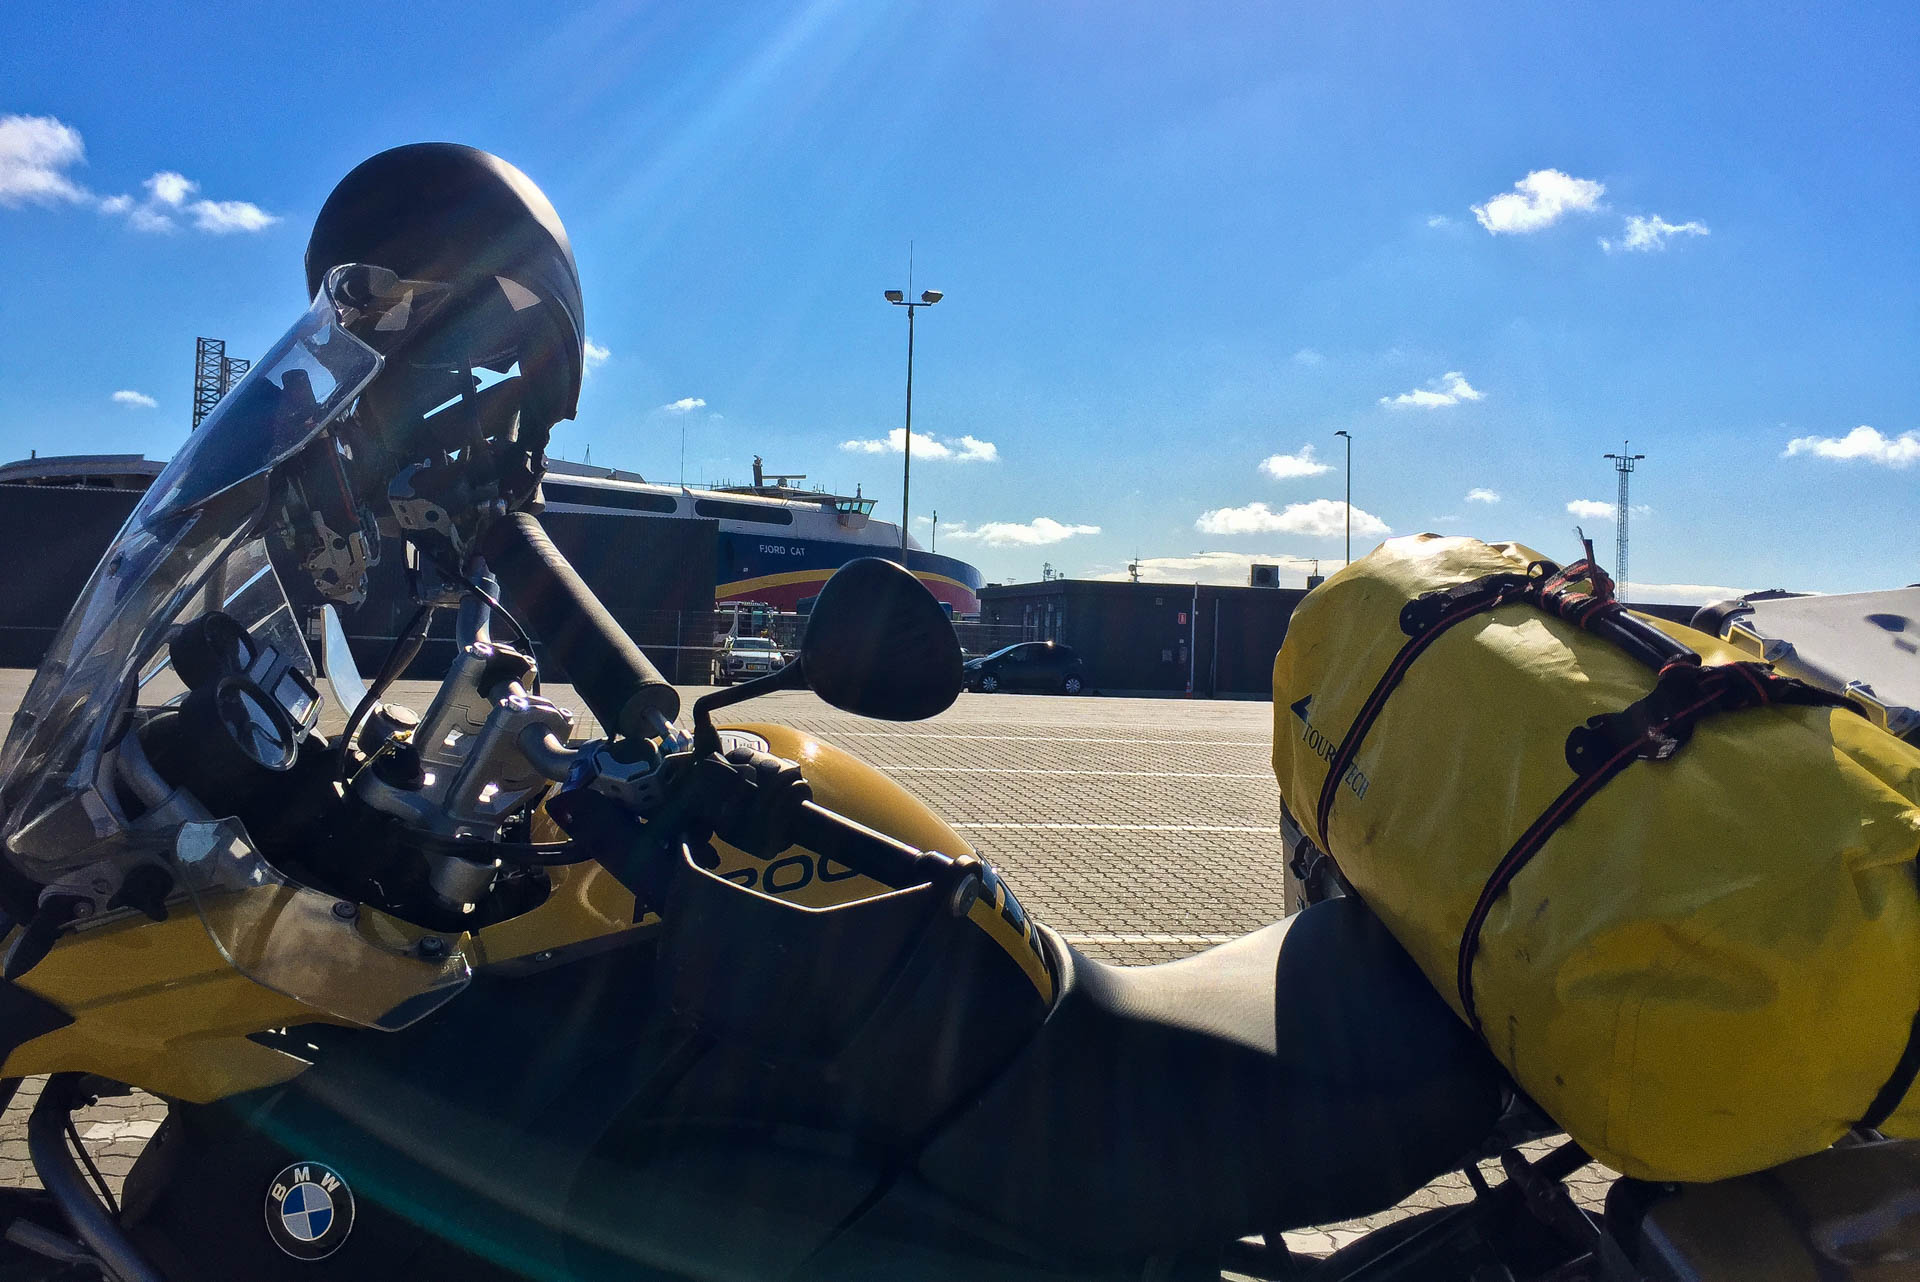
[715,535,983,613]
[0,461,987,672]
[544,474,984,614]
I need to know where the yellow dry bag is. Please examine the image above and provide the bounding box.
[1271,535,1920,1182]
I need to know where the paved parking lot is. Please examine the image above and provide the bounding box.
[717,685,1287,966]
[0,670,1605,1260]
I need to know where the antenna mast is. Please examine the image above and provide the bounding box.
[192,338,249,430]
[1603,441,1646,600]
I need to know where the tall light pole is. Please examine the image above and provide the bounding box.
[1334,430,1353,566]
[1604,442,1645,601]
[884,287,943,551]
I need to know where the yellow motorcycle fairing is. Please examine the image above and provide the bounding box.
[469,722,976,965]
[0,896,455,1103]
[1,723,983,1102]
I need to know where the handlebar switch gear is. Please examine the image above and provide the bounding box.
[698,748,812,860]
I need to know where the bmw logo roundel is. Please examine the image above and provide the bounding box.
[265,1161,355,1260]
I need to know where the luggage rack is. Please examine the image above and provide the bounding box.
[1694,587,1920,742]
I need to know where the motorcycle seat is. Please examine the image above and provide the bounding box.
[914,896,1505,1256]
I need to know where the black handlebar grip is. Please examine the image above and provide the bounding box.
[478,513,680,737]
[788,800,948,891]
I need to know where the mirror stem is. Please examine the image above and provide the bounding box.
[690,662,808,756]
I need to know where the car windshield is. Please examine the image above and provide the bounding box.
[731,637,777,650]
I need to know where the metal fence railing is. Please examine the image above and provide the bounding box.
[670,615,1025,682]
[495,613,1028,686]
[348,611,1027,686]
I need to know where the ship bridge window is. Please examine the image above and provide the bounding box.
[695,499,794,525]
[834,498,876,516]
[546,482,679,514]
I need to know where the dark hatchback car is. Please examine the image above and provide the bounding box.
[964,641,1088,695]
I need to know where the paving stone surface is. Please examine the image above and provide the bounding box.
[0,669,1614,1257]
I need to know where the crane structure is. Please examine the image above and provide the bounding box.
[1603,442,1645,601]
[192,338,250,430]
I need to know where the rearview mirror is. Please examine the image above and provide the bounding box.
[800,558,962,720]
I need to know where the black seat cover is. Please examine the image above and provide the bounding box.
[915,897,1504,1256]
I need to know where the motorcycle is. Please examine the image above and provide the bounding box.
[1,186,1915,1282]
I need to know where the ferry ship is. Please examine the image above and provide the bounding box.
[0,451,986,618]
[543,456,984,613]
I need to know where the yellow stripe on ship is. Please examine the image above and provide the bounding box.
[719,566,978,599]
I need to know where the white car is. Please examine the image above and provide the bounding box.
[710,635,789,685]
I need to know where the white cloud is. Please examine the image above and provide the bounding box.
[840,428,998,462]
[1628,582,1757,606]
[186,198,277,234]
[1195,498,1389,539]
[1259,445,1332,480]
[943,516,1099,546]
[144,170,196,207]
[1601,213,1709,253]
[659,396,706,414]
[1426,214,1453,229]
[111,389,157,409]
[1783,425,1920,469]
[1091,551,1323,587]
[1380,371,1484,409]
[1566,499,1615,520]
[114,183,279,234]
[1291,347,1324,366]
[127,207,175,234]
[582,338,610,373]
[0,116,276,234]
[0,114,90,207]
[1466,487,1500,504]
[1471,169,1606,235]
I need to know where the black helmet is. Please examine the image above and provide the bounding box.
[306,144,585,441]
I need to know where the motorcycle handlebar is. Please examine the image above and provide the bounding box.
[785,798,957,892]
[478,513,680,739]
[679,751,959,893]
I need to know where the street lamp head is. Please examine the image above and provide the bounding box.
[920,289,943,304]
[1334,429,1351,439]
[884,289,905,303]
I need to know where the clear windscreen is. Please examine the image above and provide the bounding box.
[0,265,474,1029]
[139,289,383,522]
[0,487,264,878]
[0,273,385,872]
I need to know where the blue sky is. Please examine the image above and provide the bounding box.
[2,1,1914,600]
